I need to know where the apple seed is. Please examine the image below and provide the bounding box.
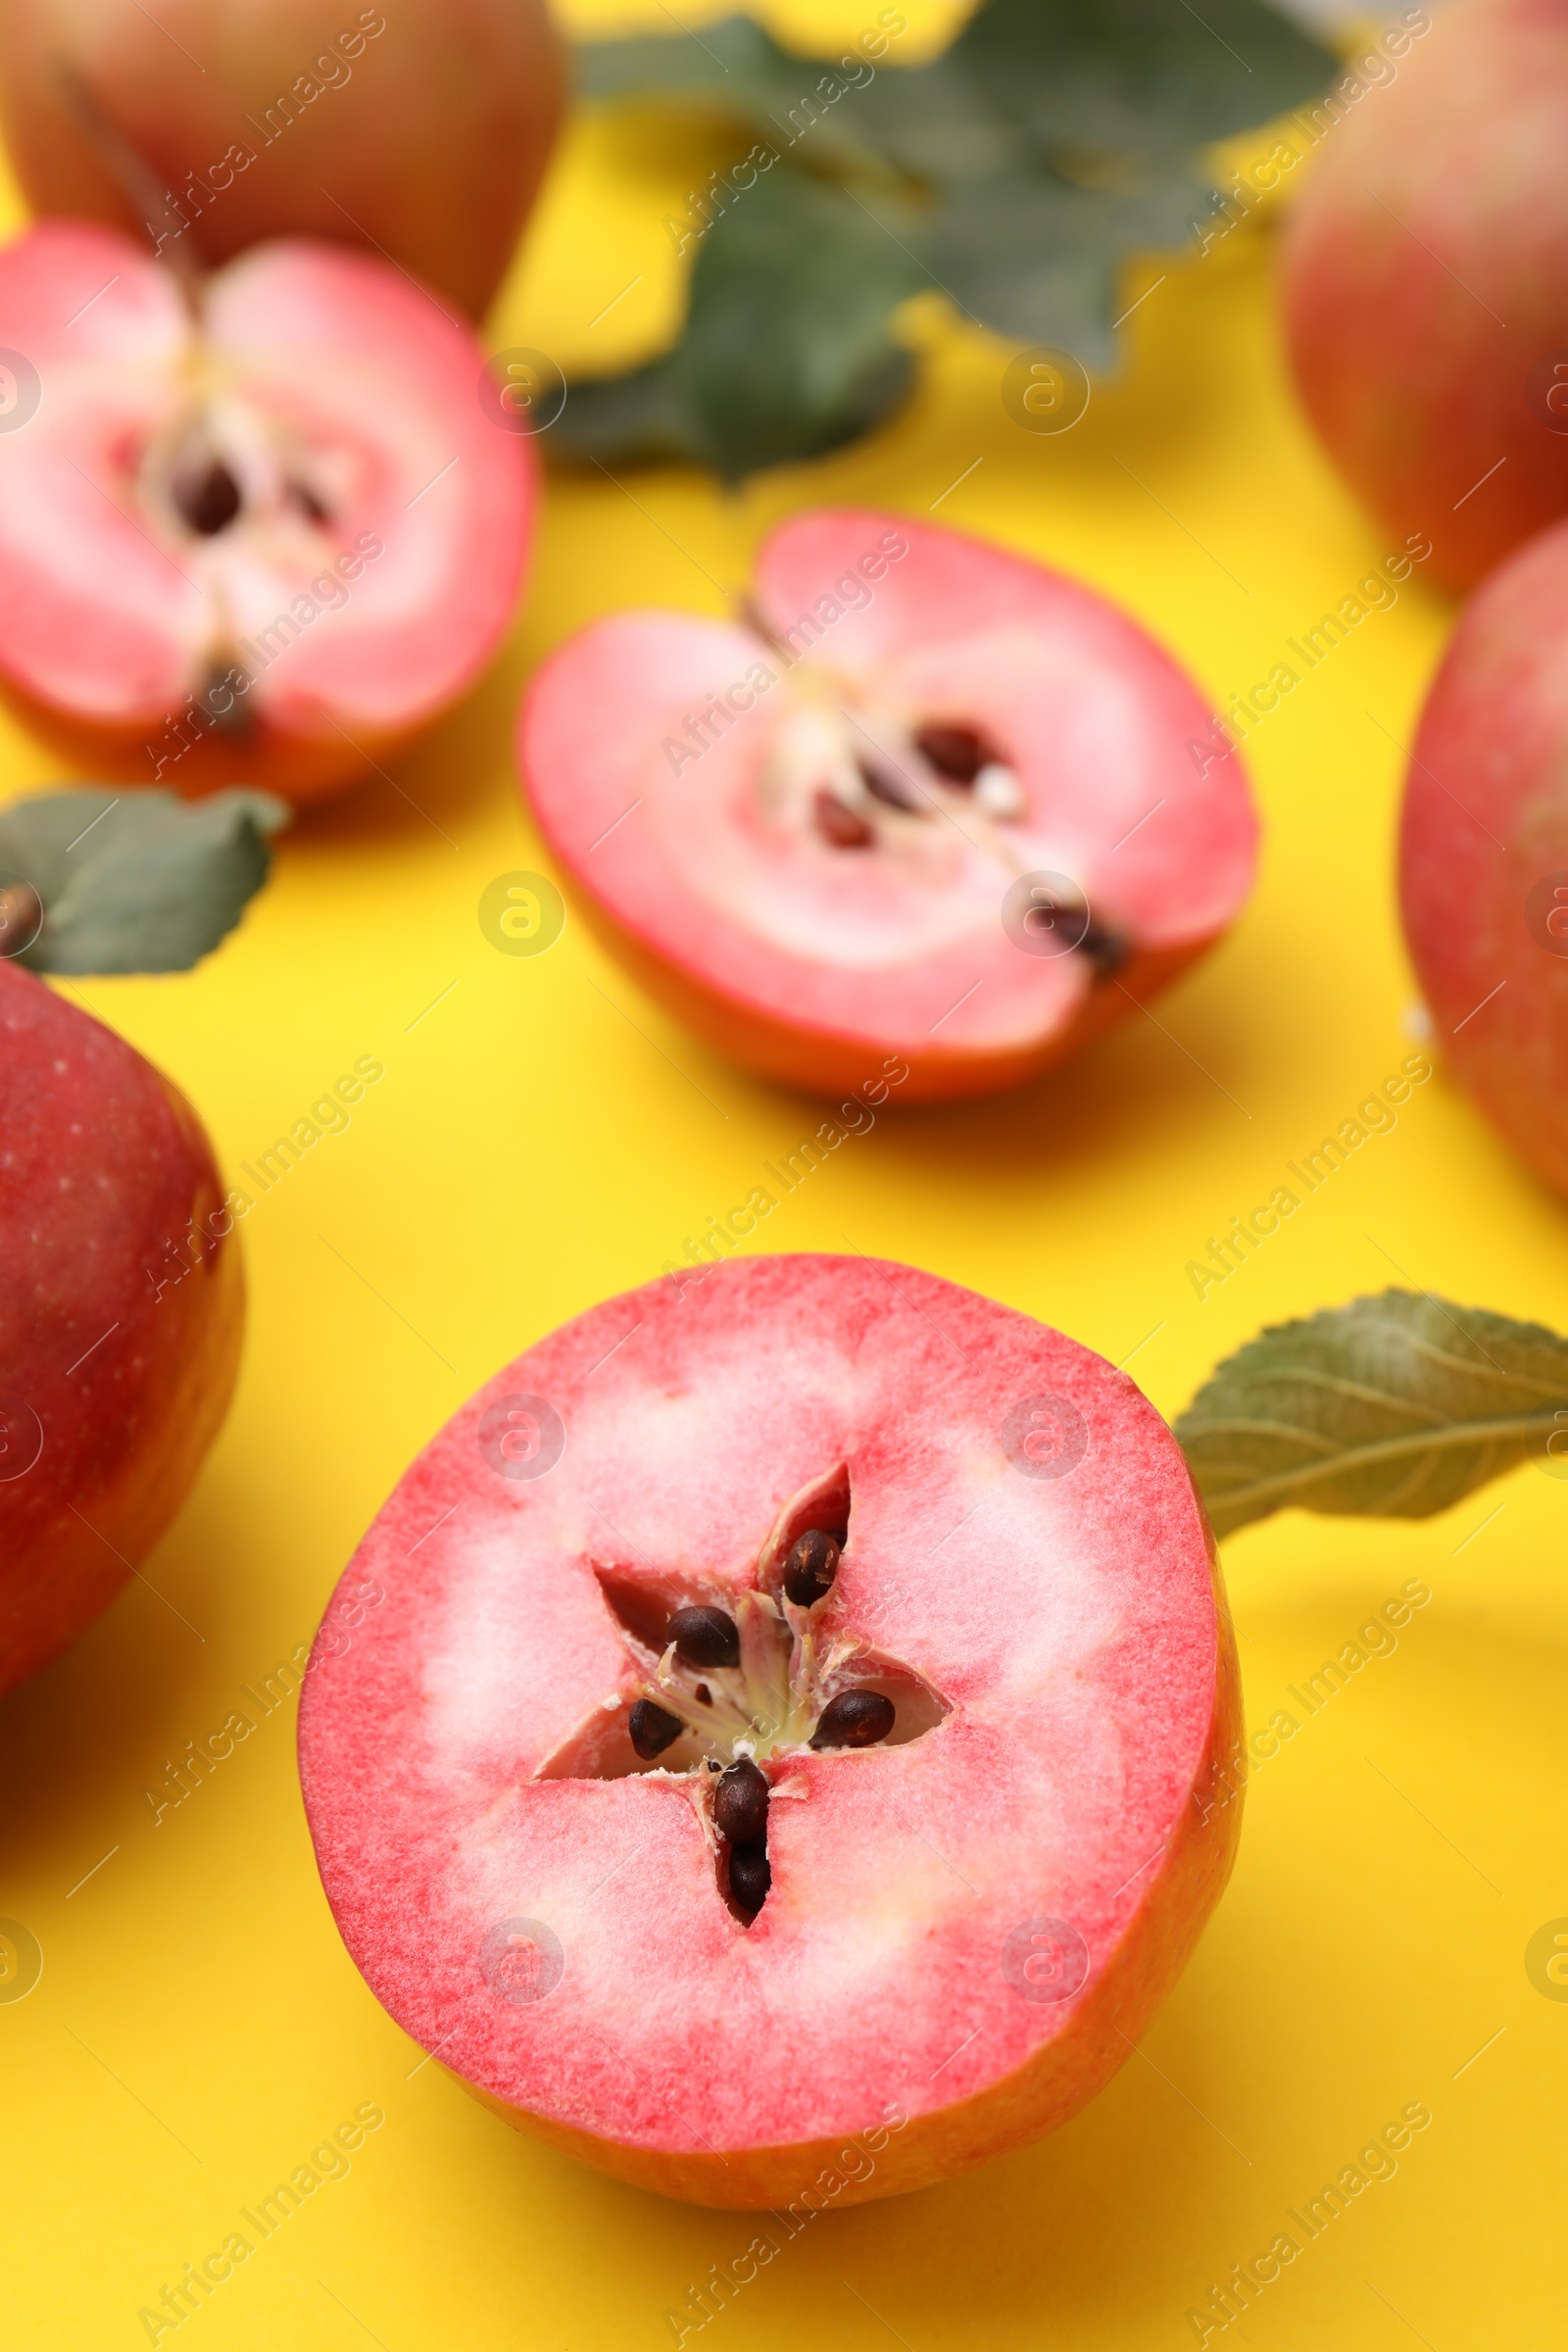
[668,1605,740,1669]
[783,1528,840,1607]
[913,721,999,784]
[810,1689,895,1748]
[628,1697,683,1759]
[713,1756,769,1843]
[177,457,243,537]
[728,1839,770,1919]
[814,788,875,849]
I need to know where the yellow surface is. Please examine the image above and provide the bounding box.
[3,11,1563,2347]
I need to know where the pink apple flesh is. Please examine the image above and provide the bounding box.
[299,1253,1241,2207]
[520,510,1258,1102]
[0,222,535,800]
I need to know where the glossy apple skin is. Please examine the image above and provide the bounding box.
[1280,0,1568,593]
[0,0,565,320]
[0,961,243,1695]
[1399,515,1568,1193]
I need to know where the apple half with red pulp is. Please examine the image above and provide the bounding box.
[520,511,1258,1102]
[0,221,534,801]
[299,1253,1241,2207]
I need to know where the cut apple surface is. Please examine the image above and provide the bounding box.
[0,221,534,800]
[520,509,1258,1101]
[299,1254,1241,2207]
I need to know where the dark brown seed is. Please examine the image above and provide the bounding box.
[813,787,874,849]
[783,1528,840,1608]
[728,1839,770,1918]
[1076,918,1129,979]
[809,1688,896,1749]
[668,1605,740,1670]
[857,755,925,813]
[178,458,242,536]
[713,1757,769,1843]
[0,882,43,957]
[628,1697,683,1759]
[913,721,998,785]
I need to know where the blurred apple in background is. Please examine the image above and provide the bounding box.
[0,0,565,319]
[1281,0,1568,593]
[1399,514,1568,1195]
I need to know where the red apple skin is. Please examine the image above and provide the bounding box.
[0,961,243,1695]
[0,675,409,805]
[1280,0,1568,594]
[1399,515,1568,1193]
[568,888,1215,1104]
[0,0,565,321]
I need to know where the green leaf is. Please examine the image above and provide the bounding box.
[577,17,837,126]
[559,166,922,479]
[578,2,1337,180]
[576,15,938,178]
[945,0,1339,155]
[0,786,289,976]
[567,0,1338,469]
[576,13,781,105]
[923,159,1205,363]
[1175,1292,1568,1539]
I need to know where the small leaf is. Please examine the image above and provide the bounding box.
[948,0,1339,154]
[579,18,828,123]
[923,160,1206,364]
[579,3,1337,182]
[559,166,922,479]
[1175,1292,1568,1538]
[0,786,289,976]
[577,16,922,178]
[567,0,1338,468]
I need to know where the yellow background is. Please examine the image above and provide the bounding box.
[3,6,1563,2345]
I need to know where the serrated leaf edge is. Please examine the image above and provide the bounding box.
[1176,1290,1568,1536]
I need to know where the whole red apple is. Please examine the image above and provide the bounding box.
[0,957,243,1696]
[0,0,564,321]
[1280,0,1568,593]
[1399,514,1568,1193]
[300,1254,1240,2206]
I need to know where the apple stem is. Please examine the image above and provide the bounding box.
[53,65,206,315]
